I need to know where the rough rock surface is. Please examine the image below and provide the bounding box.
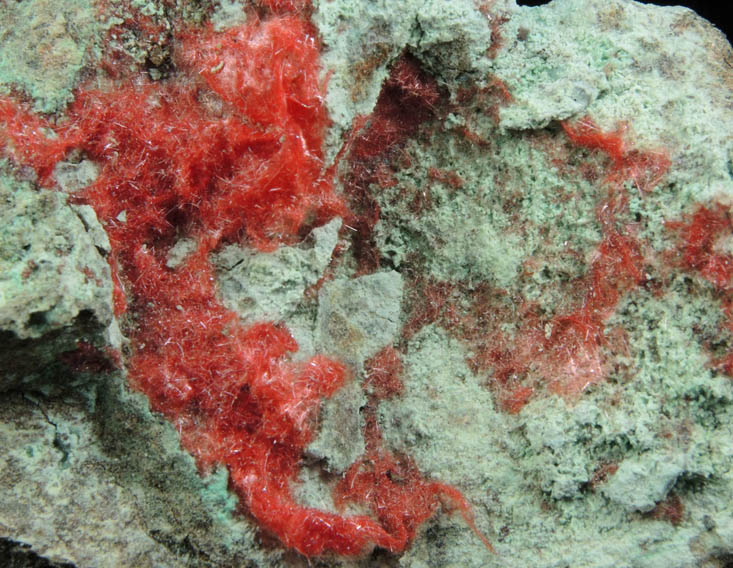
[1,1,732,567]
[308,270,404,472]
[0,167,113,393]
[0,0,100,114]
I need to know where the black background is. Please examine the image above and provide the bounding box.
[515,1,730,40]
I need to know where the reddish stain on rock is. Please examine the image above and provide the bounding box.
[341,54,446,275]
[649,493,685,526]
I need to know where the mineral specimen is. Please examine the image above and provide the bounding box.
[1,0,732,567]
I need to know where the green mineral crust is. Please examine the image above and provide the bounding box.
[1,0,732,567]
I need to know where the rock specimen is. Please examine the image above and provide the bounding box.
[1,0,731,567]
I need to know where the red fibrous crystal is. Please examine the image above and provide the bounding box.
[649,494,685,526]
[452,118,665,412]
[59,341,116,374]
[336,345,493,553]
[561,116,670,193]
[0,9,486,558]
[363,346,405,400]
[669,203,733,291]
[668,203,733,378]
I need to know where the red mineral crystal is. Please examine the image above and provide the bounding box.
[341,54,446,274]
[668,203,733,377]
[337,345,493,553]
[0,6,487,558]
[363,345,405,399]
[562,116,670,192]
[669,203,733,291]
[461,117,667,412]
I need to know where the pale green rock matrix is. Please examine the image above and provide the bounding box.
[0,165,114,393]
[0,0,100,113]
[314,0,733,566]
[212,218,342,359]
[2,0,733,567]
[0,170,112,340]
[309,270,405,472]
[374,130,604,290]
[493,0,733,249]
[0,369,284,567]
